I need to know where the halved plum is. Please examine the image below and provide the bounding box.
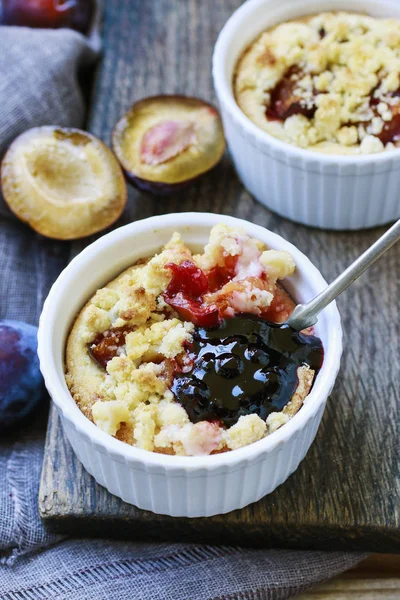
[1,127,127,240]
[112,96,225,195]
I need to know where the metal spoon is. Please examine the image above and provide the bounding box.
[286,219,400,331]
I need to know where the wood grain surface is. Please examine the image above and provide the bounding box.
[298,555,400,599]
[39,0,400,551]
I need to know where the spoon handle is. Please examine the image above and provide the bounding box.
[287,218,400,331]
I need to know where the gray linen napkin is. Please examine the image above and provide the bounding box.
[0,27,98,157]
[0,20,364,600]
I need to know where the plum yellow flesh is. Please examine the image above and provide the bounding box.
[1,127,127,240]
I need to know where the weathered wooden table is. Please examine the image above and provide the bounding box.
[40,0,400,553]
[299,555,400,598]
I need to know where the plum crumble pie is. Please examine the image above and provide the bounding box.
[65,225,323,456]
[234,12,400,154]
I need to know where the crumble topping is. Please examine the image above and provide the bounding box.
[234,12,400,153]
[65,224,319,456]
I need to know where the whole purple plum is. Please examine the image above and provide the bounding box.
[1,0,94,33]
[0,320,44,429]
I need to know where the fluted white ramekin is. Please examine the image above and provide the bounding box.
[38,213,342,517]
[213,0,400,230]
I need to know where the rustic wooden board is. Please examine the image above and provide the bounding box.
[39,0,400,551]
[298,555,400,599]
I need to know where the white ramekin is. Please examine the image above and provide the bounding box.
[38,213,342,517]
[213,0,400,230]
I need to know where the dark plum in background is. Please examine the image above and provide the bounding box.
[0,320,44,429]
[1,0,94,33]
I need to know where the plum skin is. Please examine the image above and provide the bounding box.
[127,172,195,196]
[1,0,94,33]
[0,320,44,429]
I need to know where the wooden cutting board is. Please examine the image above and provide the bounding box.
[39,0,400,552]
[298,555,400,598]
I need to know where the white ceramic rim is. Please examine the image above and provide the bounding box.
[38,212,342,470]
[212,0,400,165]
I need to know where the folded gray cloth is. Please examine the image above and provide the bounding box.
[0,541,362,600]
[0,27,97,156]
[0,24,97,561]
[0,15,364,600]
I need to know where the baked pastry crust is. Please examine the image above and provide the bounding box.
[65,225,316,456]
[234,12,400,154]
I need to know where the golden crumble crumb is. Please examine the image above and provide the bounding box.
[132,404,157,451]
[360,134,385,154]
[83,305,111,337]
[92,288,119,311]
[266,412,290,434]
[92,400,130,436]
[194,224,247,270]
[336,126,358,147]
[223,414,267,450]
[259,250,296,281]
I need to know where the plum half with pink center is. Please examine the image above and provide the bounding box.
[1,127,127,240]
[112,95,225,195]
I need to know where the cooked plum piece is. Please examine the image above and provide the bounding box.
[112,95,225,195]
[267,68,317,120]
[1,127,127,240]
[377,111,400,146]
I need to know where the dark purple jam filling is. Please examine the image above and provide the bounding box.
[171,314,323,427]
